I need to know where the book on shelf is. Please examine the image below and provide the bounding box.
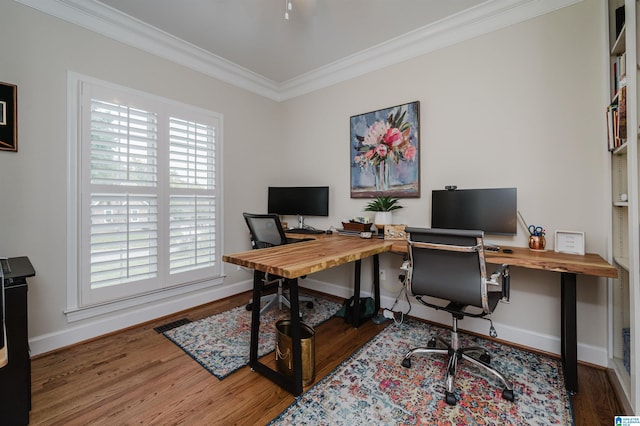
[613,53,627,97]
[607,104,615,151]
[618,85,627,140]
[606,82,628,151]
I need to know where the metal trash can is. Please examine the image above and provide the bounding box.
[275,320,315,385]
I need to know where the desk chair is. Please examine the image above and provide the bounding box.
[400,227,514,406]
[242,213,314,315]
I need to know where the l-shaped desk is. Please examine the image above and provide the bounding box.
[223,233,617,396]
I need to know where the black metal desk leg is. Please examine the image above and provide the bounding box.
[287,278,304,395]
[373,254,380,314]
[249,270,263,365]
[561,272,578,394]
[352,259,362,327]
[248,272,303,396]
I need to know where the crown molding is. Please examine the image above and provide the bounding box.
[278,0,582,100]
[15,0,281,100]
[15,0,582,102]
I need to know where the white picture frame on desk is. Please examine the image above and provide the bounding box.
[554,230,585,255]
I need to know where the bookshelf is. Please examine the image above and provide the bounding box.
[607,0,640,413]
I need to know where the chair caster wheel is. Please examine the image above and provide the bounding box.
[502,388,515,402]
[427,337,437,348]
[306,301,314,309]
[245,303,253,311]
[445,391,457,406]
[479,351,490,364]
[401,357,411,368]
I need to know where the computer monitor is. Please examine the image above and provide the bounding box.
[431,187,517,236]
[268,186,329,230]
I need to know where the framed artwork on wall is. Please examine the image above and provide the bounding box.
[350,101,420,198]
[0,82,17,152]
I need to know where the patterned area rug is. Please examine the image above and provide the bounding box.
[270,318,573,425]
[164,293,341,379]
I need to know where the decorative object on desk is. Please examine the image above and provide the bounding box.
[341,221,373,232]
[350,101,420,198]
[527,222,546,251]
[269,318,572,425]
[384,224,407,240]
[529,235,546,251]
[364,195,403,233]
[163,293,340,379]
[520,214,546,251]
[0,82,17,152]
[555,230,585,255]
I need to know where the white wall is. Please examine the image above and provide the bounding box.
[0,1,279,354]
[281,0,610,364]
[0,0,611,365]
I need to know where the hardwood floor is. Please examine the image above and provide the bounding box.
[29,290,626,425]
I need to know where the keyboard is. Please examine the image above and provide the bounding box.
[286,228,325,235]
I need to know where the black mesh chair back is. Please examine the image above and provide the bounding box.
[243,213,288,248]
[241,212,314,315]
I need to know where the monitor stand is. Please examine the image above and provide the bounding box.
[297,215,311,230]
[286,215,323,234]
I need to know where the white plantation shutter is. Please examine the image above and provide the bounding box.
[89,100,159,292]
[90,193,158,288]
[90,100,158,187]
[169,195,216,273]
[168,118,217,275]
[74,77,222,309]
[169,118,215,189]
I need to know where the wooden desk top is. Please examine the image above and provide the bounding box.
[390,241,618,278]
[223,235,394,279]
[223,233,617,280]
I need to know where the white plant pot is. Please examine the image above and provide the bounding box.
[374,211,393,226]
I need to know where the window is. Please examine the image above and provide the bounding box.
[67,74,223,315]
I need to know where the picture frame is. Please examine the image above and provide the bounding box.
[0,82,17,152]
[554,230,585,255]
[350,101,420,198]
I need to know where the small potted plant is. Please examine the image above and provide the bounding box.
[364,195,403,231]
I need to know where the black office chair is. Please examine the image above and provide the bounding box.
[400,227,514,406]
[242,213,314,315]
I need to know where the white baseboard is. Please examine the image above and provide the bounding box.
[31,276,608,368]
[300,278,608,367]
[29,280,252,356]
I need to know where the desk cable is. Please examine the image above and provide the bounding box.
[383,272,412,325]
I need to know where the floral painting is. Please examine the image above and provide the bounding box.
[350,101,420,198]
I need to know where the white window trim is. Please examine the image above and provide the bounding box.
[66,71,224,321]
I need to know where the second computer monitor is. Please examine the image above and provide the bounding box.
[431,187,517,236]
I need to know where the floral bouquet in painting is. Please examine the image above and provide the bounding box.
[351,103,419,195]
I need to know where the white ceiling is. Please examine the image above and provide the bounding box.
[96,0,487,83]
[17,0,581,100]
